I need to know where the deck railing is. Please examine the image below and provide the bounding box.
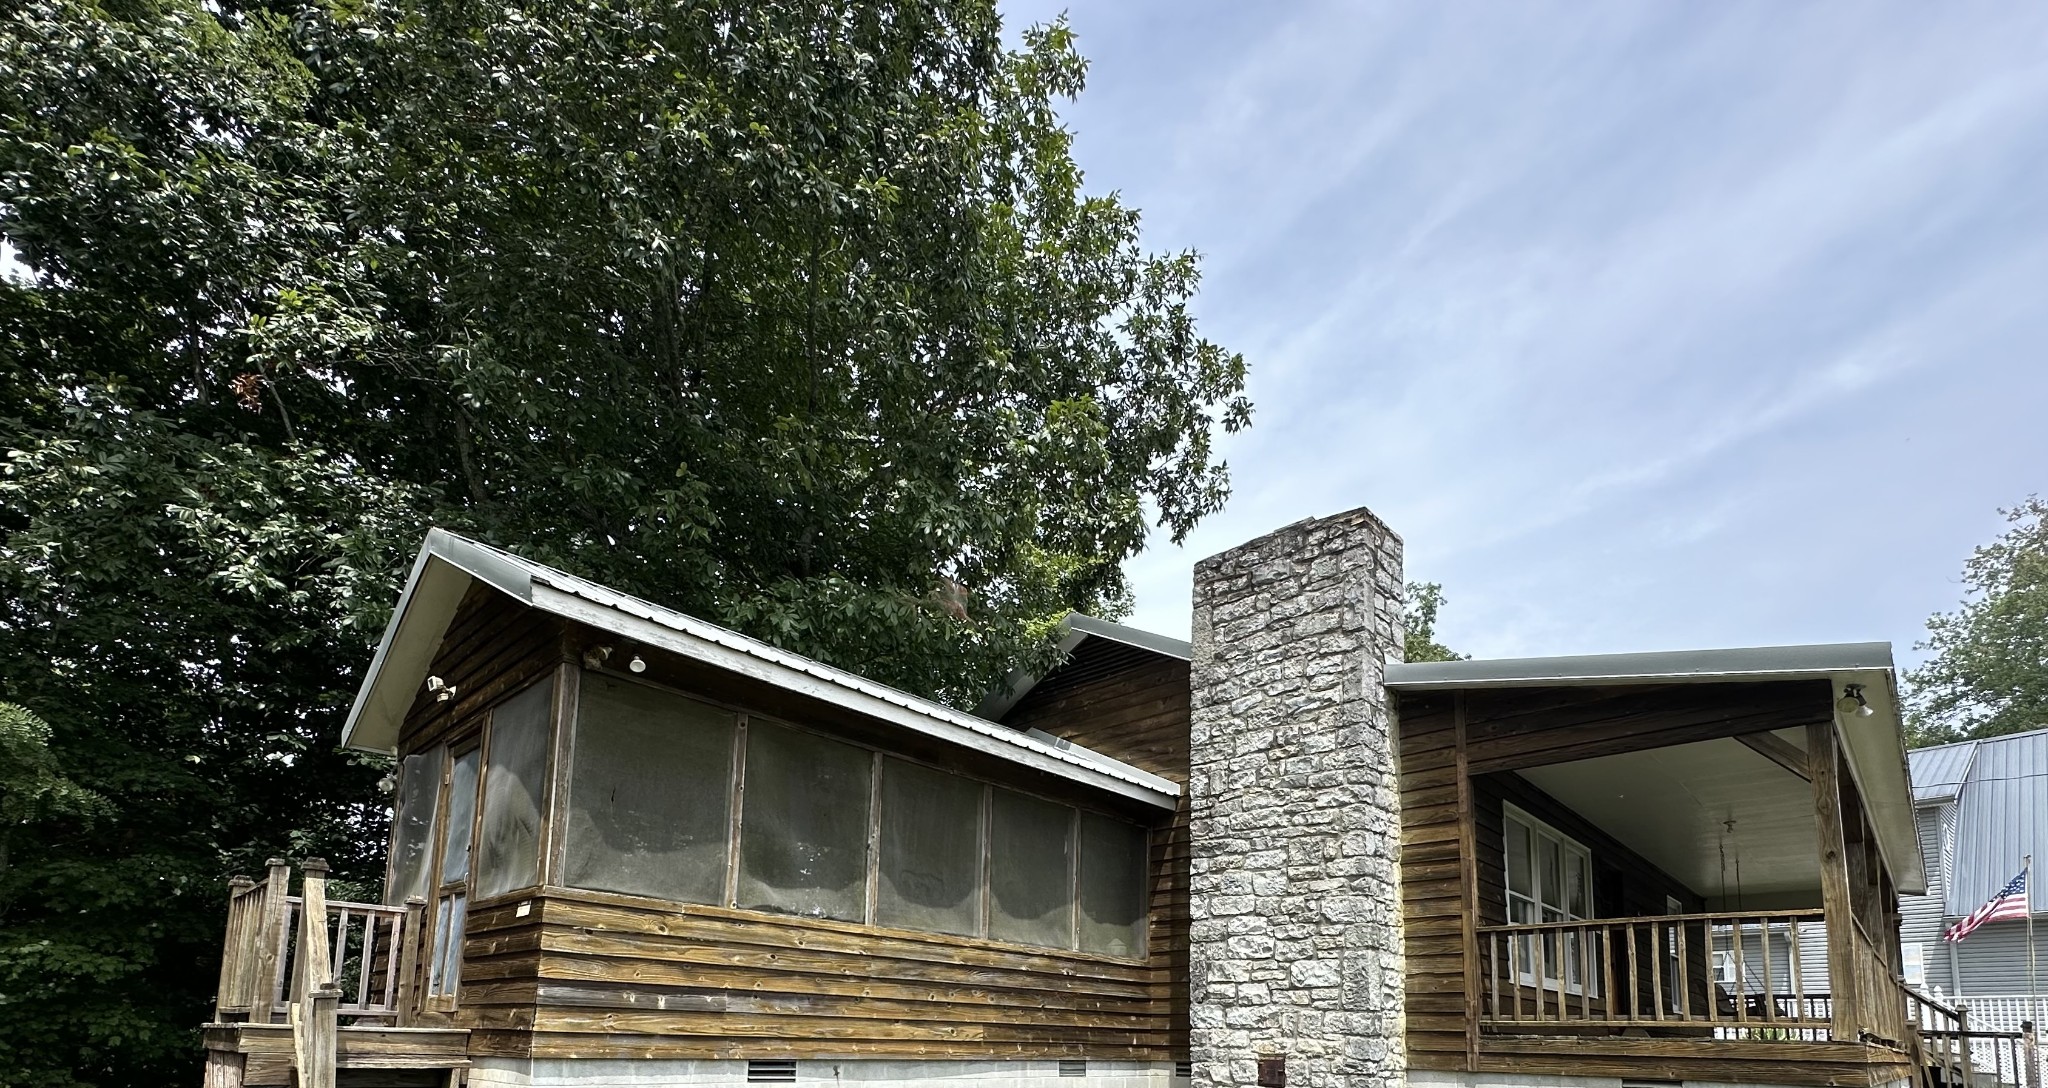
[213,858,425,1026]
[1478,909,1831,1038]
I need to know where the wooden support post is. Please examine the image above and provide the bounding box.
[292,985,339,1088]
[396,896,427,1027]
[202,1048,246,1088]
[249,859,291,1024]
[296,858,333,1002]
[1452,695,1482,1071]
[1809,720,1862,1043]
[214,875,254,1021]
[2025,1018,2040,1088]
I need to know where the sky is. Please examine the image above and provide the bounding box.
[998,1,2048,667]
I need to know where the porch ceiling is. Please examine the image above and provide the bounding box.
[1517,729,1822,906]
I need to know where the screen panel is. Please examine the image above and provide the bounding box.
[387,748,443,905]
[989,788,1074,948]
[1077,812,1147,957]
[877,759,984,936]
[563,673,736,904]
[476,678,552,899]
[737,722,872,922]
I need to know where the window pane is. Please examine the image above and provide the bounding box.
[1078,813,1147,957]
[1505,819,1531,897]
[1538,835,1563,912]
[388,749,443,905]
[989,789,1073,948]
[876,760,983,936]
[1567,853,1590,918]
[442,749,480,885]
[564,674,735,904]
[476,679,552,899]
[738,722,872,921]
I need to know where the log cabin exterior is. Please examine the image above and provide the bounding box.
[202,530,1189,1088]
[201,510,1965,1088]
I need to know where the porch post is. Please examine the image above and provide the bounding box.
[1808,720,1862,1042]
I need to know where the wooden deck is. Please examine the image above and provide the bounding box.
[201,1023,469,1087]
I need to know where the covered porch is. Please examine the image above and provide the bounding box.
[1393,643,1937,1088]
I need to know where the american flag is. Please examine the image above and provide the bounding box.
[1945,867,2030,942]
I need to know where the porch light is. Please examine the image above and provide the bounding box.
[629,655,647,673]
[1836,683,1874,718]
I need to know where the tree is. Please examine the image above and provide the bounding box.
[1906,497,2048,746]
[1404,581,1465,663]
[0,1,1248,1081]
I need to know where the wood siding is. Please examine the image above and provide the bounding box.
[463,889,1170,1060]
[1000,637,1192,1062]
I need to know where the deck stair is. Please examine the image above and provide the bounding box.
[202,859,468,1088]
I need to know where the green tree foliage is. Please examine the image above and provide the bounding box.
[1906,497,2048,746]
[0,1,1247,1081]
[1404,581,1465,663]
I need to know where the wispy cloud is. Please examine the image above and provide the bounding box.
[1005,0,2048,663]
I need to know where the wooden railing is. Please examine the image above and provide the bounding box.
[1478,909,1831,1037]
[213,858,426,1026]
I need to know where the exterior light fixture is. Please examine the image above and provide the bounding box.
[628,655,647,673]
[1836,683,1874,718]
[425,675,458,702]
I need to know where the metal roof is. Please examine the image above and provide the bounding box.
[972,612,1188,720]
[1908,739,1979,805]
[1384,642,1897,689]
[340,530,1179,810]
[1924,727,2048,917]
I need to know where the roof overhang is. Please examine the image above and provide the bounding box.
[342,530,1180,811]
[1386,642,1925,896]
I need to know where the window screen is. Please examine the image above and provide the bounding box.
[989,789,1073,948]
[387,748,443,905]
[441,748,479,885]
[1077,812,1147,957]
[476,679,552,899]
[563,673,736,903]
[877,759,983,936]
[738,722,871,921]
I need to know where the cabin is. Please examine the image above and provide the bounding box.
[202,529,1190,1088]
[201,506,1987,1088]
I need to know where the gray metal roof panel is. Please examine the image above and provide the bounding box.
[1909,740,1979,805]
[1946,728,2048,917]
[1384,642,1897,689]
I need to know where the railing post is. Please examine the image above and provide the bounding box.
[1960,1004,1976,1086]
[247,859,292,1024]
[214,875,254,1021]
[396,896,427,1026]
[2025,1018,2039,1088]
[291,985,339,1088]
[293,858,333,1004]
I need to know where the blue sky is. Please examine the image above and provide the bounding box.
[1000,1,2048,665]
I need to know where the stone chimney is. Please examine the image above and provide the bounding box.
[1187,507,1406,1088]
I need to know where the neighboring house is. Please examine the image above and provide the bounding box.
[1903,728,2048,1031]
[199,508,1950,1088]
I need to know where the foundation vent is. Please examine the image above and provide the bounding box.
[748,1060,798,1083]
[1175,1062,1193,1079]
[1058,1061,1088,1077]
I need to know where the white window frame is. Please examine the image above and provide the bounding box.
[1902,942,1926,988]
[1713,949,1737,985]
[1503,804,1597,996]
